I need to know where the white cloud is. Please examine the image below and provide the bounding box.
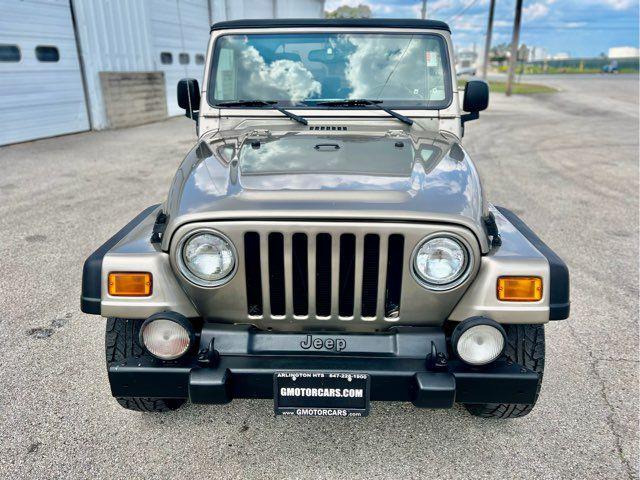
[428,0,453,12]
[523,3,551,20]
[450,13,486,32]
[594,0,636,10]
[522,0,560,21]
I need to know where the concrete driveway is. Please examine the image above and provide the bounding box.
[0,75,638,479]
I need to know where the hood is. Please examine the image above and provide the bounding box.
[162,122,489,252]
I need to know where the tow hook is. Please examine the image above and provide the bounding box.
[197,338,220,367]
[426,341,448,371]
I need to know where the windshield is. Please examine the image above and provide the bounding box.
[208,33,452,109]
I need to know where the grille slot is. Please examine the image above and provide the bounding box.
[243,230,404,321]
[361,234,380,317]
[338,234,356,317]
[291,233,308,316]
[315,233,332,317]
[384,234,404,318]
[244,232,263,316]
[268,233,285,316]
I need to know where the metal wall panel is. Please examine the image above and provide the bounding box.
[0,0,90,145]
[276,0,325,18]
[210,0,324,22]
[71,0,155,129]
[0,0,325,142]
[149,0,210,116]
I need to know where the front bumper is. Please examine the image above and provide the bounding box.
[108,325,539,409]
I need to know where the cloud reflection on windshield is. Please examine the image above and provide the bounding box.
[343,35,420,99]
[234,38,321,102]
[214,34,446,104]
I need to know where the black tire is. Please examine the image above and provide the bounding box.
[465,324,545,419]
[105,317,185,412]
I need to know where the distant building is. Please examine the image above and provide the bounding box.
[608,46,640,59]
[552,53,571,60]
[0,0,324,146]
[455,50,478,76]
[529,46,548,62]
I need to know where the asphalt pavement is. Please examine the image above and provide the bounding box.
[0,74,638,479]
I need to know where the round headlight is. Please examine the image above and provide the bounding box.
[413,236,469,289]
[140,314,193,360]
[179,231,236,286]
[452,318,506,366]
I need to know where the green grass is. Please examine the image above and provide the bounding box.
[487,81,557,94]
[458,80,557,95]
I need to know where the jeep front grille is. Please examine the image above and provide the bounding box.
[243,231,405,321]
[172,220,480,331]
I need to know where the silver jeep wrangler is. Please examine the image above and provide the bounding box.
[81,18,570,418]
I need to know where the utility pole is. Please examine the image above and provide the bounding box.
[421,0,427,19]
[505,0,523,96]
[481,0,496,79]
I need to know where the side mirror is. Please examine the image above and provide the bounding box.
[177,78,200,121]
[461,80,489,135]
[463,80,489,113]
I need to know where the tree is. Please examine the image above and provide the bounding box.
[325,4,372,18]
[490,43,510,65]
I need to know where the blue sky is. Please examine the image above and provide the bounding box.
[325,0,640,57]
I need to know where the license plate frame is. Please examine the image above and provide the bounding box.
[274,372,370,417]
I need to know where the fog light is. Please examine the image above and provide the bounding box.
[452,317,506,366]
[140,313,193,360]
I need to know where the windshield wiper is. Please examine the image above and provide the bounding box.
[315,99,413,126]
[214,100,307,125]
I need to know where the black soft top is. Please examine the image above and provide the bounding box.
[210,18,450,33]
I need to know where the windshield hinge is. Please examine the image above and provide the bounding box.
[484,212,502,247]
[150,211,167,244]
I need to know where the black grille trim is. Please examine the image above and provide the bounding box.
[338,234,356,317]
[292,233,309,316]
[242,230,405,320]
[244,232,263,316]
[385,234,404,318]
[315,233,332,317]
[268,233,285,316]
[361,234,380,317]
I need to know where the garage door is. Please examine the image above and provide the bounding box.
[149,0,210,116]
[0,0,89,146]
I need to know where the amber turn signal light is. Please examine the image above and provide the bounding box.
[108,272,152,297]
[497,276,542,302]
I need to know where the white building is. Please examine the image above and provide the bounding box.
[0,0,325,146]
[529,46,548,62]
[455,50,478,76]
[608,46,640,59]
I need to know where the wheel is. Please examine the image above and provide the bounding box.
[465,324,545,419]
[105,317,185,412]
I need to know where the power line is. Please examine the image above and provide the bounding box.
[446,0,481,24]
